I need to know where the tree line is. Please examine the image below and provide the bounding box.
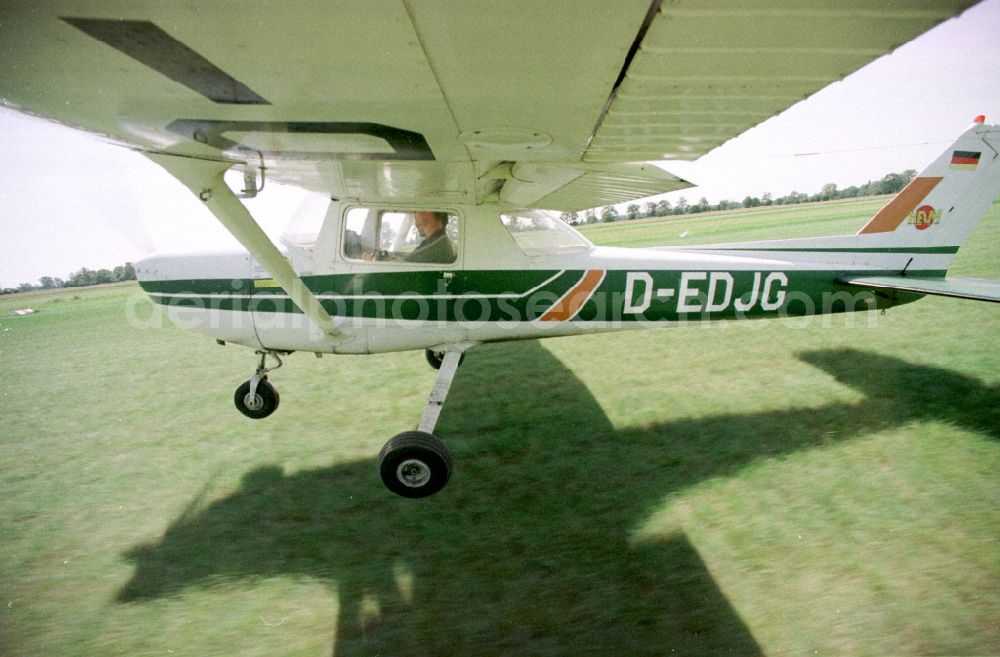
[2,263,136,296]
[562,169,917,224]
[4,168,918,293]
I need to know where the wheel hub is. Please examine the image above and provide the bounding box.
[396,459,431,488]
[243,392,264,411]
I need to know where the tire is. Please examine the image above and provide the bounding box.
[424,348,465,370]
[378,431,453,498]
[234,378,280,419]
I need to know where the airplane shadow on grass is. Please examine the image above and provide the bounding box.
[116,343,1000,657]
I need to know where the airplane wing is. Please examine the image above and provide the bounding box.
[0,1,978,212]
[840,276,1000,303]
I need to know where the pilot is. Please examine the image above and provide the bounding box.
[362,211,456,263]
[405,211,456,263]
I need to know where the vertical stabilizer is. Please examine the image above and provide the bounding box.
[857,118,1000,256]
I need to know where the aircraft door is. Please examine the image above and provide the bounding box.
[248,196,348,352]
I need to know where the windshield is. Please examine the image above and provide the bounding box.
[279,191,330,248]
[500,210,592,256]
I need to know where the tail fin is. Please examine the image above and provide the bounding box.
[857,118,1000,257]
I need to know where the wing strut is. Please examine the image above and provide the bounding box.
[145,152,343,339]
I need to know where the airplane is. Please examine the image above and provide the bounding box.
[2,1,997,498]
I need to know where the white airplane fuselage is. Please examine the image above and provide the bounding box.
[135,200,921,356]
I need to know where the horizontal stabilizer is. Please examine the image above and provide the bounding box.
[840,275,1000,303]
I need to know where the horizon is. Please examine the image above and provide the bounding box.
[0,169,914,294]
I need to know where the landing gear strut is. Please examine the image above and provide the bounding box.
[378,343,475,498]
[234,351,283,419]
[424,347,465,370]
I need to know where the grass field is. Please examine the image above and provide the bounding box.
[2,198,998,656]
[578,196,897,248]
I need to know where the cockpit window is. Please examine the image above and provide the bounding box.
[344,208,459,264]
[500,211,592,256]
[279,192,329,249]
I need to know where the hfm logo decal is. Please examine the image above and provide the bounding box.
[908,204,941,230]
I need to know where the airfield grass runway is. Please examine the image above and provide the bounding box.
[2,197,998,656]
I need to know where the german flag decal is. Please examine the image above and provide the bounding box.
[951,150,981,170]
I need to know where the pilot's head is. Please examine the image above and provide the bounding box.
[414,211,448,236]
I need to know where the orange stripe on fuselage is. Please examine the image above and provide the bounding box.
[857,176,943,234]
[540,269,605,322]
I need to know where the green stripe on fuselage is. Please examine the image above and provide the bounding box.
[142,268,935,323]
[706,246,959,254]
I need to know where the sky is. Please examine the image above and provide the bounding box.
[2,0,999,288]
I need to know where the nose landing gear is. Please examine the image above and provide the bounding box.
[234,350,283,419]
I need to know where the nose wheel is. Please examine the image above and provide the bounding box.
[234,377,279,419]
[234,351,283,419]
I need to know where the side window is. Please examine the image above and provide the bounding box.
[500,211,592,256]
[344,209,459,264]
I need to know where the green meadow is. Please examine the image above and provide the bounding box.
[2,197,998,656]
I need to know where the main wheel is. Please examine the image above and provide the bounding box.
[424,348,466,370]
[378,431,453,498]
[234,378,280,419]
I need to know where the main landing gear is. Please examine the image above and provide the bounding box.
[377,343,475,498]
[231,344,473,498]
[234,350,283,419]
